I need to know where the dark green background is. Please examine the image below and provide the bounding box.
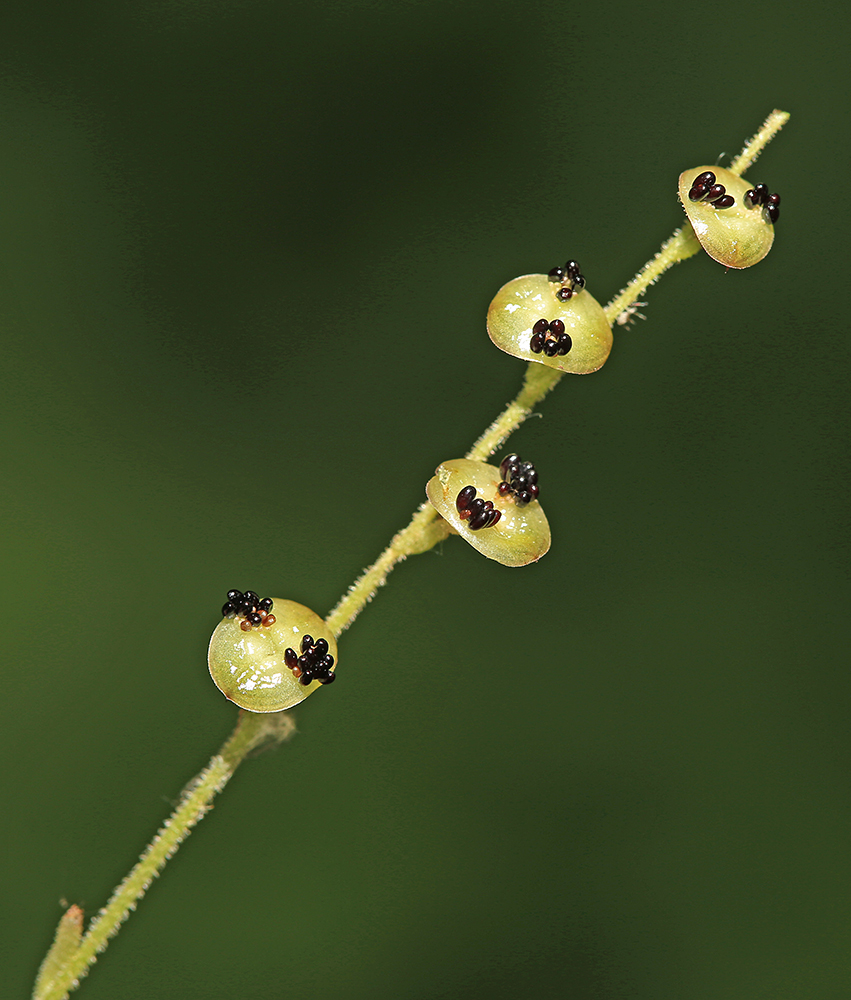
[2,2,849,998]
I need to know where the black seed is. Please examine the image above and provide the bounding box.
[468,508,492,530]
[530,332,545,353]
[258,597,273,612]
[247,612,262,626]
[498,481,511,495]
[712,195,735,209]
[532,318,549,335]
[322,654,335,669]
[529,483,540,499]
[705,184,726,202]
[314,638,329,656]
[299,669,313,685]
[487,509,502,527]
[753,183,769,204]
[284,647,298,669]
[547,266,565,282]
[571,274,585,290]
[565,260,581,279]
[239,601,255,617]
[468,497,485,516]
[456,485,476,512]
[549,318,565,336]
[301,635,313,653]
[319,671,336,684]
[689,183,709,202]
[694,171,716,188]
[764,204,780,224]
[243,591,259,606]
[516,490,532,505]
[227,589,243,604]
[500,454,519,479]
[556,287,573,301]
[744,189,758,209]
[766,192,781,206]
[222,602,238,618]
[543,340,559,357]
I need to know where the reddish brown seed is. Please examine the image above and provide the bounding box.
[239,619,252,631]
[556,287,573,301]
[264,613,276,626]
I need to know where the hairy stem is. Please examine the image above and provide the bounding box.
[32,713,295,1000]
[33,108,789,999]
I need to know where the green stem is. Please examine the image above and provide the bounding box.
[32,712,295,1000]
[32,108,789,999]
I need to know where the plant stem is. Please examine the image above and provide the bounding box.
[33,108,788,999]
[32,712,295,1000]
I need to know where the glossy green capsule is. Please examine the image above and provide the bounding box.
[487,273,613,374]
[426,458,551,567]
[208,599,337,712]
[678,165,775,268]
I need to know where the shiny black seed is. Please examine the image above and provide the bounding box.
[322,654,334,670]
[712,195,735,209]
[299,669,313,685]
[456,485,476,512]
[298,653,311,671]
[532,318,549,335]
[689,183,710,202]
[500,454,519,478]
[468,497,485,516]
[468,508,492,530]
[744,189,758,209]
[543,339,559,357]
[556,287,573,301]
[571,273,585,290]
[301,635,314,653]
[238,601,255,616]
[547,266,565,282]
[694,171,716,188]
[227,589,243,604]
[243,591,259,606]
[487,509,502,527]
[558,333,573,354]
[284,647,298,668]
[529,483,540,499]
[512,473,529,490]
[705,184,726,202]
[766,192,780,206]
[498,481,511,495]
[319,671,336,684]
[753,183,769,204]
[222,602,238,618]
[764,204,780,224]
[314,638,329,657]
[258,597,273,612]
[248,612,262,626]
[565,260,581,279]
[530,332,545,353]
[549,318,565,336]
[516,490,532,505]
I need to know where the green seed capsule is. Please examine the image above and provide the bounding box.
[678,165,775,269]
[208,599,337,712]
[487,273,613,374]
[426,458,551,567]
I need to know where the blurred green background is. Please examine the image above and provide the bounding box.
[2,2,849,998]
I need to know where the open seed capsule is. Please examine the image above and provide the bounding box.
[426,458,550,566]
[487,273,613,374]
[208,598,337,712]
[678,165,775,269]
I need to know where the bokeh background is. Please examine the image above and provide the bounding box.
[2,2,849,998]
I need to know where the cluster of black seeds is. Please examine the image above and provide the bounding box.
[456,485,502,530]
[530,317,572,357]
[498,454,539,506]
[284,635,336,686]
[547,259,585,302]
[743,183,781,223]
[688,171,735,209]
[222,589,276,631]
